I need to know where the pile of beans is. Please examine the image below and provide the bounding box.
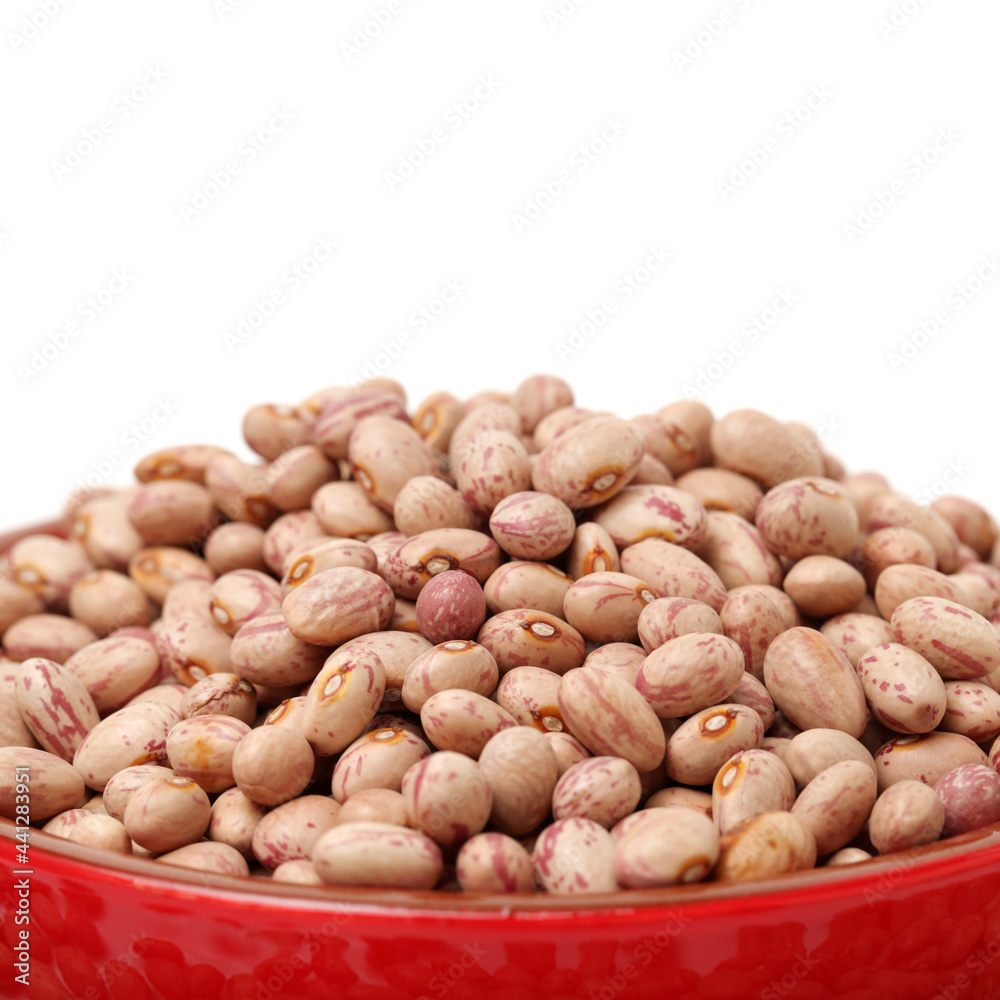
[3,373,1000,895]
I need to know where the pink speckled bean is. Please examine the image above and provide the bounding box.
[73,703,178,790]
[0,746,86,821]
[762,627,867,738]
[544,731,592,775]
[393,475,476,536]
[311,481,395,538]
[614,807,719,887]
[271,859,323,884]
[242,403,310,461]
[303,646,386,755]
[232,725,314,805]
[102,764,175,821]
[14,658,99,762]
[551,756,641,828]
[383,529,503,600]
[932,496,998,560]
[331,726,430,802]
[419,690,517,759]
[229,612,327,688]
[783,729,876,788]
[449,403,521,464]
[252,794,341,870]
[72,496,144,573]
[790,760,877,855]
[582,642,647,684]
[665,705,765,786]
[488,491,576,561]
[532,416,645,511]
[282,539,377,592]
[0,577,44,635]
[42,809,131,853]
[874,564,972,620]
[860,527,937,589]
[153,615,232,687]
[643,787,714,819]
[205,455,277,527]
[262,510,326,575]
[855,642,947,734]
[591,485,707,550]
[283,567,394,646]
[891,596,1000,680]
[512,374,574,434]
[333,788,409,827]
[565,522,621,579]
[349,415,439,513]
[456,832,534,892]
[533,817,617,893]
[783,555,867,619]
[208,570,283,636]
[179,673,257,724]
[127,547,215,605]
[0,697,38,751]
[819,613,895,668]
[412,391,466,452]
[157,841,250,877]
[483,561,573,618]
[494,666,564,734]
[127,480,215,547]
[338,630,432,713]
[562,571,658,644]
[868,779,945,854]
[402,750,492,846]
[314,391,409,460]
[620,539,727,613]
[124,775,211,853]
[476,609,586,676]
[3,614,98,665]
[867,492,962,575]
[674,468,764,520]
[266,445,339,512]
[637,597,723,653]
[7,535,94,610]
[134,444,235,484]
[754,477,859,560]
[209,787,267,858]
[873,732,989,792]
[694,512,783,590]
[166,714,251,793]
[636,632,744,719]
[313,821,443,889]
[727,672,776,731]
[934,763,1000,838]
[940,680,1000,742]
[719,589,786,683]
[713,748,796,834]
[452,431,532,518]
[414,570,486,644]
[710,409,823,487]
[557,667,666,772]
[402,640,499,713]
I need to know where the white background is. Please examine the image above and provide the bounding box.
[2,0,998,530]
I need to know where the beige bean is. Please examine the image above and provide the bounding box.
[868,779,945,853]
[283,567,394,646]
[873,732,989,791]
[939,680,1000,742]
[3,614,98,665]
[229,612,327,688]
[675,468,763,520]
[826,847,873,865]
[128,546,215,605]
[0,577,45,635]
[581,641,647,683]
[266,445,339,512]
[383,528,503,599]
[419,689,517,758]
[948,571,998,618]
[124,775,212,853]
[252,794,341,870]
[303,646,386,755]
[636,632,744,718]
[558,668,665,772]
[476,608,585,676]
[655,400,714,469]
[203,522,268,575]
[348,415,439,513]
[532,416,645,511]
[637,597,723,654]
[713,748,796,834]
[479,726,559,836]
[562,571,658,644]
[127,480,215,547]
[0,746,86,820]
[456,832,535,892]
[154,614,232,686]
[784,729,876,788]
[551,756,641,828]
[271,859,324,884]
[932,495,998,560]
[401,750,492,846]
[230,725,314,805]
[763,627,867,737]
[488,491,576,561]
[483,561,573,619]
[72,496,144,573]
[0,695,39,751]
[412,391,467,452]
[157,841,250,877]
[755,477,859,560]
[544,731,592,775]
[402,641,499,713]
[102,763,175,821]
[313,820,442,888]
[311,481,395,538]
[732,584,802,630]
[665,705,765,786]
[620,538,727,613]
[68,569,154,636]
[891,596,1000,680]
[565,523,621,579]
[856,642,947,734]
[867,492,962,574]
[42,809,131,853]
[134,444,235,484]
[7,535,94,610]
[161,578,214,625]
[331,726,430,802]
[393,475,476,536]
[819,613,894,668]
[694,512,783,589]
[874,564,972,619]
[208,786,267,857]
[13,657,99,762]
[205,455,277,527]
[791,760,877,855]
[644,787,713,819]
[783,556,866,618]
[166,715,250,793]
[711,409,823,487]
[714,810,817,881]
[511,374,574,434]
[334,787,409,827]
[533,817,617,893]
[208,570,283,636]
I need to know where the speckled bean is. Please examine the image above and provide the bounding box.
[311,481,395,538]
[493,666,562,734]
[551,756,641,828]
[42,809,131,853]
[856,642,947,734]
[762,627,867,737]
[157,841,250,877]
[620,538,728,613]
[261,510,326,575]
[674,468,764,520]
[208,570,283,636]
[710,409,823,487]
[873,731,989,791]
[347,415,439,513]
[713,810,817,881]
[203,522,268,576]
[0,746,86,820]
[124,774,212,852]
[179,672,257,724]
[934,763,1000,838]
[718,589,784,682]
[331,726,430,802]
[7,535,94,610]
[866,493,962,574]
[448,402,521,463]
[637,597,723,653]
[412,391,466,452]
[102,764,176,821]
[819,613,895,668]
[533,817,617,893]
[0,578,44,635]
[486,492,575,562]
[303,646,386,755]
[252,794,341,870]
[665,705,765,786]
[754,477,858,560]
[63,635,160,714]
[271,859,324,884]
[338,630,432,713]
[544,731,592,775]
[562,572,658,645]
[229,613,327,688]
[401,641,499,713]
[454,431,533,517]
[614,807,719,887]
[208,787,267,857]
[166,714,250,793]
[581,642,647,683]
[68,569,154,636]
[940,680,1000,741]
[401,751,492,846]
[694,512,783,589]
[456,832,535,892]
[313,820,442,888]
[384,528,503,600]
[932,496,998,560]
[333,788,409,827]
[0,697,38,750]
[712,748,796,834]
[418,689,516,758]
[874,564,972,619]
[265,445,339,512]
[393,476,476,536]
[14,658,99,761]
[228,725,314,805]
[565,523,621,580]
[478,726,559,836]
[205,455,277,526]
[128,546,214,604]
[557,667,666,772]
[2,614,98,665]
[784,729,876,788]
[154,615,232,686]
[868,779,945,853]
[860,527,937,589]
[127,480,215,548]
[283,567,394,646]
[414,570,487,644]
[72,496,145,573]
[726,672,776,731]
[591,485,707,550]
[636,632,745,719]
[891,596,1000,680]
[483,561,573,618]
[790,760,877,855]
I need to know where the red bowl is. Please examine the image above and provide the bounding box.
[4,520,1000,999]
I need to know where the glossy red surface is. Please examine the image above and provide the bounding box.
[3,821,1000,1000]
